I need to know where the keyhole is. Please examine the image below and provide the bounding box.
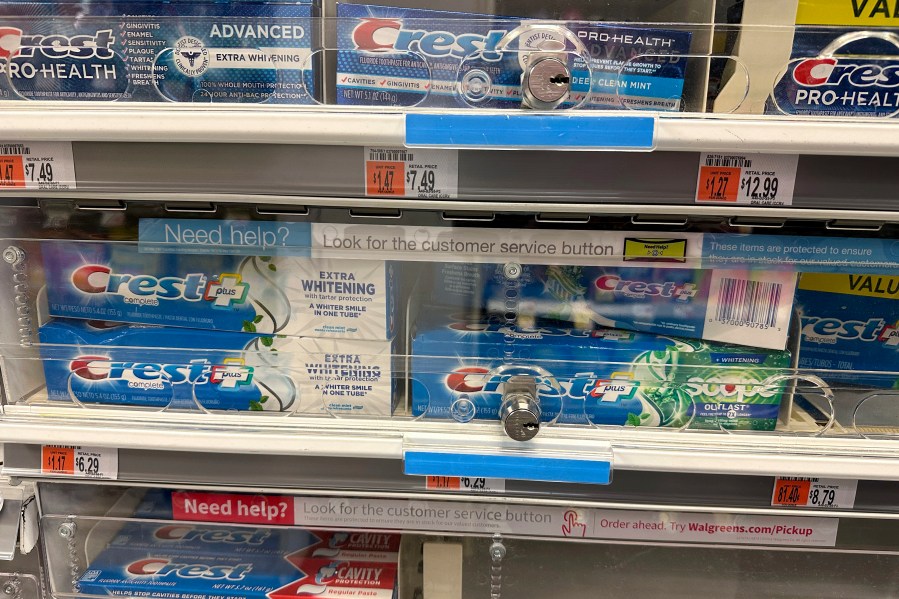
[549,74,569,85]
[523,421,538,431]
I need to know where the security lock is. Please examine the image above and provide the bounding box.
[522,54,571,110]
[500,375,540,441]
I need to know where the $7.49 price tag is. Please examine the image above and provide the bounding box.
[771,477,857,509]
[696,152,797,207]
[426,476,505,494]
[41,445,118,480]
[365,146,458,200]
[0,142,76,190]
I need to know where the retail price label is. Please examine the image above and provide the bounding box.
[771,477,857,509]
[425,476,505,494]
[696,153,797,207]
[364,146,458,199]
[40,445,118,480]
[0,142,76,190]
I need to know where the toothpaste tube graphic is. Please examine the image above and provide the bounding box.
[411,310,791,430]
[0,0,317,103]
[42,242,396,340]
[269,558,397,599]
[797,272,899,388]
[336,3,691,110]
[38,319,397,415]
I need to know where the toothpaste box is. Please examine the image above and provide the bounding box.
[768,0,899,116]
[336,3,691,110]
[796,272,899,387]
[42,242,396,340]
[78,549,398,599]
[433,263,797,350]
[106,520,400,562]
[38,319,398,415]
[411,310,792,430]
[0,0,318,103]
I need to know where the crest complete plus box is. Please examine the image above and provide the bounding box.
[411,310,791,430]
[41,242,396,340]
[0,0,318,103]
[336,3,691,110]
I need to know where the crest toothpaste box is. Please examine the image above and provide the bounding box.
[433,263,797,350]
[336,3,691,110]
[797,272,899,387]
[411,310,791,430]
[768,0,899,116]
[0,0,319,103]
[42,242,396,340]
[38,319,397,415]
[78,548,398,599]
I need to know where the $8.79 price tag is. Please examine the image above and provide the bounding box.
[771,477,857,509]
[365,146,458,200]
[426,476,504,494]
[0,142,76,190]
[41,445,118,479]
[696,152,797,207]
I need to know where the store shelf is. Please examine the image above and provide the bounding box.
[5,104,899,157]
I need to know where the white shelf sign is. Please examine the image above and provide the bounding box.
[364,146,458,199]
[0,142,76,190]
[696,152,797,206]
[772,477,858,509]
[41,445,117,480]
[425,476,505,494]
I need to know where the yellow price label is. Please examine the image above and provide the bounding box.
[623,238,688,263]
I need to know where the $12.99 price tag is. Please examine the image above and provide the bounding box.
[426,476,505,494]
[696,152,797,207]
[41,445,118,480]
[771,477,857,509]
[0,142,76,190]
[365,146,458,200]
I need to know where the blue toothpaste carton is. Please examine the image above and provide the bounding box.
[38,319,398,415]
[411,310,791,430]
[797,272,899,387]
[432,263,797,350]
[42,242,396,340]
[336,3,691,110]
[0,0,318,103]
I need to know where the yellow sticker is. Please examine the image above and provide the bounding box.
[796,0,899,26]
[623,238,688,262]
[799,272,899,299]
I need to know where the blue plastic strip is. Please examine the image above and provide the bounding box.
[404,451,612,485]
[405,114,655,149]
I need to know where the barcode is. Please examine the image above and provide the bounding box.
[369,149,412,162]
[715,278,782,328]
[779,477,818,482]
[0,144,28,156]
[705,154,750,168]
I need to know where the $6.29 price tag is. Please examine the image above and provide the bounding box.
[696,152,797,207]
[41,445,118,480]
[0,142,76,190]
[772,477,857,509]
[365,146,458,200]
[426,476,505,494]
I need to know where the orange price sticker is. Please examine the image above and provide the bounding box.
[366,161,404,197]
[0,155,25,188]
[41,446,74,475]
[696,165,740,202]
[772,478,811,506]
[426,476,461,490]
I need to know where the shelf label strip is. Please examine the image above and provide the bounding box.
[405,114,656,149]
[404,451,612,485]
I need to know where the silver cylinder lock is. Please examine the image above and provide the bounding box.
[522,54,571,110]
[500,375,540,441]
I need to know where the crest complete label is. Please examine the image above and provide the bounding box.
[335,3,691,109]
[411,310,791,430]
[0,0,318,103]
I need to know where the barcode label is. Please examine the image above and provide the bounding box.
[0,144,29,156]
[715,278,782,328]
[368,149,413,162]
[704,154,751,168]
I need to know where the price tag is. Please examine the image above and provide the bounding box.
[696,153,797,207]
[41,445,118,480]
[771,477,857,509]
[364,146,458,199]
[425,476,505,494]
[0,142,76,190]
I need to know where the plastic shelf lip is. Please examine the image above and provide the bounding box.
[0,499,21,561]
[404,451,612,485]
[405,113,656,149]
